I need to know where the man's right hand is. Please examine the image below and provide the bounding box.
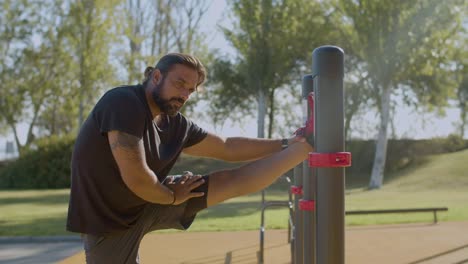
[164,172,205,205]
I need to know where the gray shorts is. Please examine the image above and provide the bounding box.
[82,175,209,264]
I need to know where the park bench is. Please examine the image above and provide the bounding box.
[345,207,449,224]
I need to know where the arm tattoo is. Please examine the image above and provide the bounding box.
[110,132,140,150]
[109,132,143,162]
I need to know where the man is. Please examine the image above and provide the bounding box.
[66,53,314,263]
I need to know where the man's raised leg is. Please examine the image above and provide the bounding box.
[206,141,312,207]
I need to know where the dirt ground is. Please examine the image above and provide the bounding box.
[60,221,468,264]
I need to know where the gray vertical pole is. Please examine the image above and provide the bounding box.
[302,74,316,264]
[313,46,345,264]
[293,165,303,264]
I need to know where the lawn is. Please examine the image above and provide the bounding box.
[1,149,467,236]
[0,188,466,236]
[0,189,70,236]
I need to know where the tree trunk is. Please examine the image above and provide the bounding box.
[344,115,352,141]
[25,105,40,147]
[78,65,85,127]
[369,86,392,189]
[257,88,267,139]
[267,89,275,139]
[10,123,23,156]
[460,101,466,138]
[257,87,268,204]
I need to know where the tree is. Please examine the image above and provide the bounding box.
[209,0,330,139]
[116,0,211,80]
[456,76,468,137]
[115,0,211,113]
[334,0,467,188]
[26,0,82,139]
[0,0,57,154]
[342,55,373,140]
[452,19,468,138]
[64,0,119,127]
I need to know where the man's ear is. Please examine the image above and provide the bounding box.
[152,69,162,84]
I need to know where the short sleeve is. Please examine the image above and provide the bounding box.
[183,118,208,148]
[93,88,146,138]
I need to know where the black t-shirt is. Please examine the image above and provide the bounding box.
[66,84,208,236]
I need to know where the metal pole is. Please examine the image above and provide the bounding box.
[293,165,303,264]
[302,74,316,264]
[313,46,345,264]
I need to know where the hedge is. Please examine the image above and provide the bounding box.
[0,135,75,189]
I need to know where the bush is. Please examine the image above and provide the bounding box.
[349,137,468,173]
[442,134,467,152]
[0,135,75,189]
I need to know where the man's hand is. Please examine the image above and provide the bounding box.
[164,171,205,205]
[289,135,306,144]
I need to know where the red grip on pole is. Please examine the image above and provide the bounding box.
[290,186,303,195]
[299,199,315,211]
[309,152,351,167]
[307,92,315,133]
[294,92,315,137]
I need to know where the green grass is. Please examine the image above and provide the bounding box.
[0,189,70,236]
[384,148,468,191]
[1,149,468,236]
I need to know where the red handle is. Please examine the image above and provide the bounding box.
[299,199,315,211]
[309,152,351,167]
[290,186,303,195]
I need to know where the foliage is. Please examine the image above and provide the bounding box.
[344,79,372,140]
[346,137,468,188]
[114,0,212,114]
[332,0,467,188]
[0,135,74,189]
[0,0,214,153]
[63,0,120,126]
[0,0,42,152]
[0,0,120,155]
[208,0,331,138]
[438,134,467,152]
[456,75,468,137]
[452,26,468,137]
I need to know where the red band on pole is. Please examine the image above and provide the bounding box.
[308,152,351,167]
[290,186,303,195]
[299,199,315,211]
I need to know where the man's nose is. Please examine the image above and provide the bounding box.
[180,90,190,101]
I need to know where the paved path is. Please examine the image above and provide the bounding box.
[2,221,468,264]
[0,237,82,264]
[346,222,468,264]
[61,221,468,264]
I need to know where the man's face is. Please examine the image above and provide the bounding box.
[152,64,198,116]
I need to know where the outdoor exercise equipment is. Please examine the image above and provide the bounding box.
[302,45,351,264]
[258,172,294,264]
[259,45,351,264]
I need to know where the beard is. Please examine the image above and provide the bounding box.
[152,79,185,117]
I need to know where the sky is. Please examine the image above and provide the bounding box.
[0,1,464,158]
